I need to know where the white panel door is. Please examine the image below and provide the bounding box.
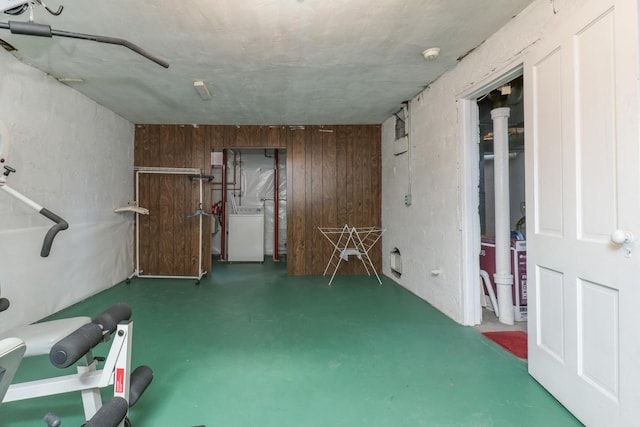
[524,0,640,425]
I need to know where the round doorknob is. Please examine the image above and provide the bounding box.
[611,230,634,245]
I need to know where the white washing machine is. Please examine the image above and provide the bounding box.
[227,210,264,262]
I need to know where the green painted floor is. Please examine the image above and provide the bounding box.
[2,260,582,427]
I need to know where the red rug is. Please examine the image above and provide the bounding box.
[482,331,528,359]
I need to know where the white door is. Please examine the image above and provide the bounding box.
[524,0,640,425]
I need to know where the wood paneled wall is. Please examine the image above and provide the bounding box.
[135,125,213,275]
[137,173,203,277]
[286,125,382,276]
[134,124,381,277]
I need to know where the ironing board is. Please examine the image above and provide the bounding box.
[318,224,385,286]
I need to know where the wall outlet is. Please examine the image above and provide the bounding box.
[404,194,412,206]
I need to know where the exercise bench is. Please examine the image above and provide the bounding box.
[0,304,153,426]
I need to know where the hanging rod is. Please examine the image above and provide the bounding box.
[0,20,169,68]
[188,174,215,182]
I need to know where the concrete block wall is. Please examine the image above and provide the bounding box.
[0,48,134,332]
[380,0,584,323]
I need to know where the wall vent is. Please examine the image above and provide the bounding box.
[390,248,402,277]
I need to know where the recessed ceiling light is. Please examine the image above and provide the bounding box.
[422,47,440,61]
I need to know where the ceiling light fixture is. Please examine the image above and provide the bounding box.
[422,47,440,61]
[193,80,212,100]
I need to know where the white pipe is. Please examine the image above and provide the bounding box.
[135,171,141,276]
[198,177,203,277]
[405,103,413,204]
[491,107,515,325]
[483,153,518,161]
[1,184,44,212]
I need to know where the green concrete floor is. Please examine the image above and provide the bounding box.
[2,260,582,427]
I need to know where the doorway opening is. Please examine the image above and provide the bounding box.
[476,75,527,330]
[210,148,287,264]
[458,64,526,327]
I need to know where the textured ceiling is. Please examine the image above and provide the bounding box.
[0,0,535,125]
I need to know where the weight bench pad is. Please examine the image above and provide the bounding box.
[0,337,26,401]
[0,317,91,357]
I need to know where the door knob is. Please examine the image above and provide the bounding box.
[611,230,633,245]
[611,230,634,257]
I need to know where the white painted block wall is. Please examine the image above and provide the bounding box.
[381,0,584,323]
[0,48,134,333]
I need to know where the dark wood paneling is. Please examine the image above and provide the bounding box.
[309,126,323,273]
[209,126,224,151]
[135,125,213,277]
[321,127,338,274]
[160,126,176,167]
[138,172,154,272]
[285,124,382,276]
[138,174,197,276]
[235,126,256,148]
[265,127,284,148]
[336,127,348,228]
[135,123,381,278]
[288,128,307,275]
[195,126,212,263]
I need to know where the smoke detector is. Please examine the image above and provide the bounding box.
[422,47,440,61]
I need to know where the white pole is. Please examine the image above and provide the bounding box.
[135,171,140,276]
[491,107,515,325]
[198,177,203,278]
[0,185,44,212]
